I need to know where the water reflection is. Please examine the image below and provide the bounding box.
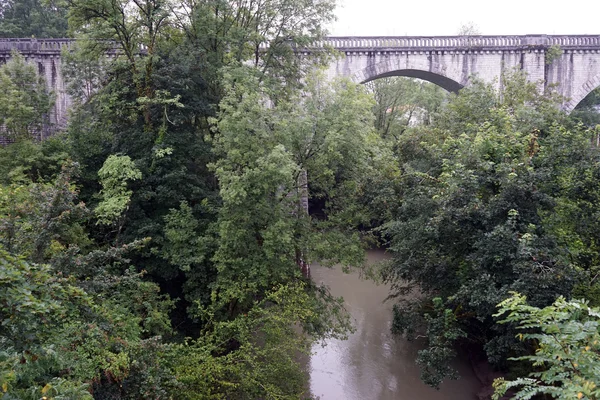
[309,250,480,400]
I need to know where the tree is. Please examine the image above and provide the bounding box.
[209,69,372,317]
[61,41,110,105]
[67,0,182,129]
[0,0,68,38]
[0,251,178,399]
[0,0,362,397]
[95,154,142,228]
[0,51,53,141]
[493,293,600,400]
[182,0,335,101]
[0,162,88,263]
[0,135,69,184]
[0,161,178,398]
[174,282,351,399]
[64,1,219,301]
[365,77,448,140]
[571,87,600,127]
[457,21,481,36]
[380,71,590,386]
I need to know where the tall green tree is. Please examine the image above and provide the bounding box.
[0,246,177,399]
[0,51,53,141]
[380,71,593,387]
[175,281,351,399]
[365,77,448,140]
[0,163,88,263]
[0,157,179,398]
[64,0,341,323]
[182,0,335,102]
[0,0,68,37]
[67,0,177,127]
[210,69,373,318]
[2,0,376,396]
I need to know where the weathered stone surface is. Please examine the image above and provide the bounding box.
[319,35,600,113]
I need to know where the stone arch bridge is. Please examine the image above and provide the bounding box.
[1,35,600,126]
[318,35,600,113]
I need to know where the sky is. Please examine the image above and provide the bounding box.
[328,0,600,37]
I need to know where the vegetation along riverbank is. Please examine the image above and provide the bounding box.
[1,1,600,399]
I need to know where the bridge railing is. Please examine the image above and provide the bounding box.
[323,36,517,48]
[319,35,600,50]
[0,35,600,54]
[0,38,74,53]
[548,36,600,46]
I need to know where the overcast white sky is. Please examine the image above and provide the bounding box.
[328,0,600,37]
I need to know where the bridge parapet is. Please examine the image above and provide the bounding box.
[1,35,600,55]
[320,35,600,51]
[548,36,600,47]
[0,38,73,54]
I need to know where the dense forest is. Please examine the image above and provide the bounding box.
[1,1,600,399]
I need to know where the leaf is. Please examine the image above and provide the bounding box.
[41,383,52,394]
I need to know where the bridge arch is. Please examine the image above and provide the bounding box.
[361,69,463,93]
[564,73,600,114]
[349,56,464,93]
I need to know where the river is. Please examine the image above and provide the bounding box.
[308,249,481,400]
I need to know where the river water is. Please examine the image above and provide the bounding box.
[308,249,481,400]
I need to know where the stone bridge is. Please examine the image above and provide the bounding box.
[318,35,600,113]
[1,35,600,127]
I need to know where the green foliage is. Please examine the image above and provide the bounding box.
[61,41,109,105]
[159,201,206,272]
[0,0,68,38]
[0,373,93,400]
[365,77,449,139]
[413,298,466,388]
[571,87,600,126]
[380,70,600,385]
[6,1,600,394]
[95,154,142,226]
[175,282,350,400]
[0,250,88,353]
[0,162,89,263]
[0,250,95,399]
[0,154,179,397]
[0,245,177,399]
[210,69,372,316]
[0,51,54,140]
[493,293,600,400]
[358,77,451,230]
[0,0,373,397]
[546,44,563,65]
[185,0,335,99]
[0,137,69,184]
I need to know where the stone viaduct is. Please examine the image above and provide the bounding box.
[318,35,600,113]
[1,35,600,127]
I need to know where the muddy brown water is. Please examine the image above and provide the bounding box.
[308,249,481,400]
